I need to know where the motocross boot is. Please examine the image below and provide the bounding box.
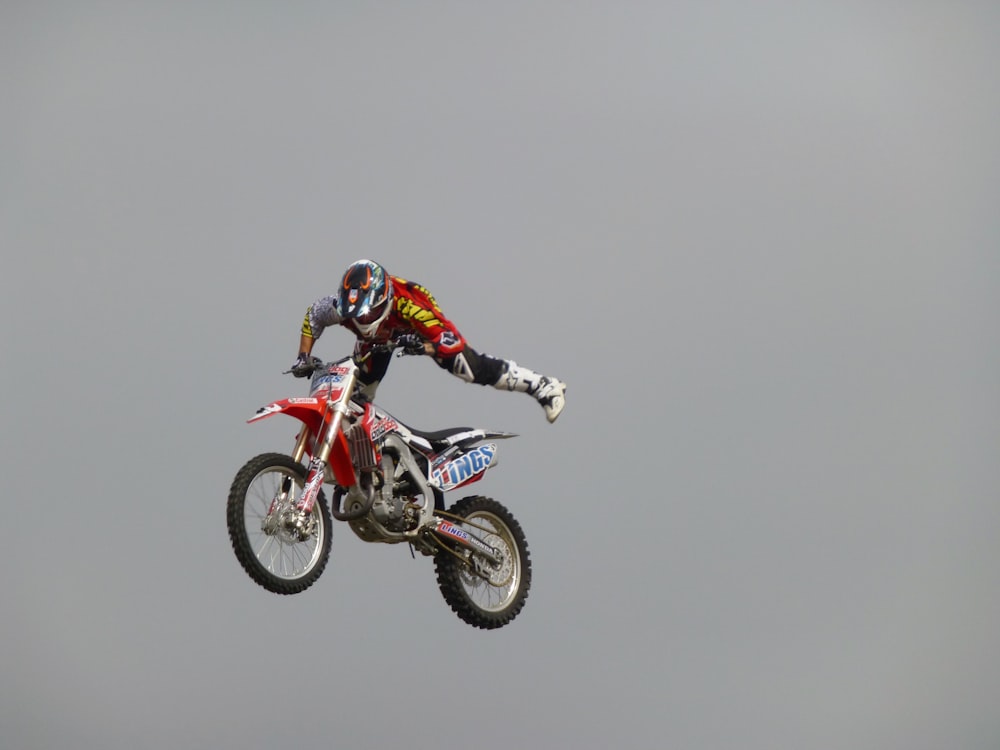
[494,362,567,423]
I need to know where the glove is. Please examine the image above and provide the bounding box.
[395,334,426,356]
[290,352,315,378]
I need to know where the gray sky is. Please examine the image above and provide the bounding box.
[3,2,999,749]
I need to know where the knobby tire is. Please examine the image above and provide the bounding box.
[227,452,333,595]
[434,495,531,630]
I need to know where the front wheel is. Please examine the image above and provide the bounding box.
[227,453,333,595]
[434,496,531,629]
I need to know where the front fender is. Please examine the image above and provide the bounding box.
[248,397,327,437]
[248,398,356,487]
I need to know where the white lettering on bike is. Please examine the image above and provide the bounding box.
[431,444,497,490]
[438,521,495,557]
[300,459,325,509]
[438,521,470,542]
[369,418,398,442]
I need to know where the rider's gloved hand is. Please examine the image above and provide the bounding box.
[290,352,314,378]
[395,334,426,356]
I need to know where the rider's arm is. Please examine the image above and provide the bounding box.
[392,279,466,358]
[298,296,341,354]
[297,333,315,357]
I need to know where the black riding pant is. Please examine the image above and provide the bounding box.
[357,345,506,388]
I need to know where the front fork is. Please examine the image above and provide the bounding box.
[298,410,350,514]
[296,366,360,515]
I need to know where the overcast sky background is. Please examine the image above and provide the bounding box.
[3,2,999,749]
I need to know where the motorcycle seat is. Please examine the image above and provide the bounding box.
[406,426,475,449]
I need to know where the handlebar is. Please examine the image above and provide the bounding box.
[282,355,326,376]
[283,337,426,376]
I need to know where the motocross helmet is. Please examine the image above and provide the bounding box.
[337,259,393,337]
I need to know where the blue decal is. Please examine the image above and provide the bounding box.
[432,444,496,490]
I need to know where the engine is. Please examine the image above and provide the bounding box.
[348,451,423,542]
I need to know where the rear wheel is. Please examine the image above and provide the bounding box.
[434,496,531,629]
[227,453,332,594]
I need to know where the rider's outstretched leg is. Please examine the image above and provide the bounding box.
[436,348,567,423]
[492,361,566,423]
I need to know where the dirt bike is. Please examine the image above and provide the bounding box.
[226,342,532,630]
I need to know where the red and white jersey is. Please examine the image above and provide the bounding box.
[301,275,467,358]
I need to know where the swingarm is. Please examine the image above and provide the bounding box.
[431,517,502,565]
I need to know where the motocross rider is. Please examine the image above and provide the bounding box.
[291,259,567,423]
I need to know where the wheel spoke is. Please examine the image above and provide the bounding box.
[457,513,518,612]
[433,497,531,629]
[228,454,332,593]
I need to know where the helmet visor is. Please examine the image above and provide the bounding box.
[354,300,387,325]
